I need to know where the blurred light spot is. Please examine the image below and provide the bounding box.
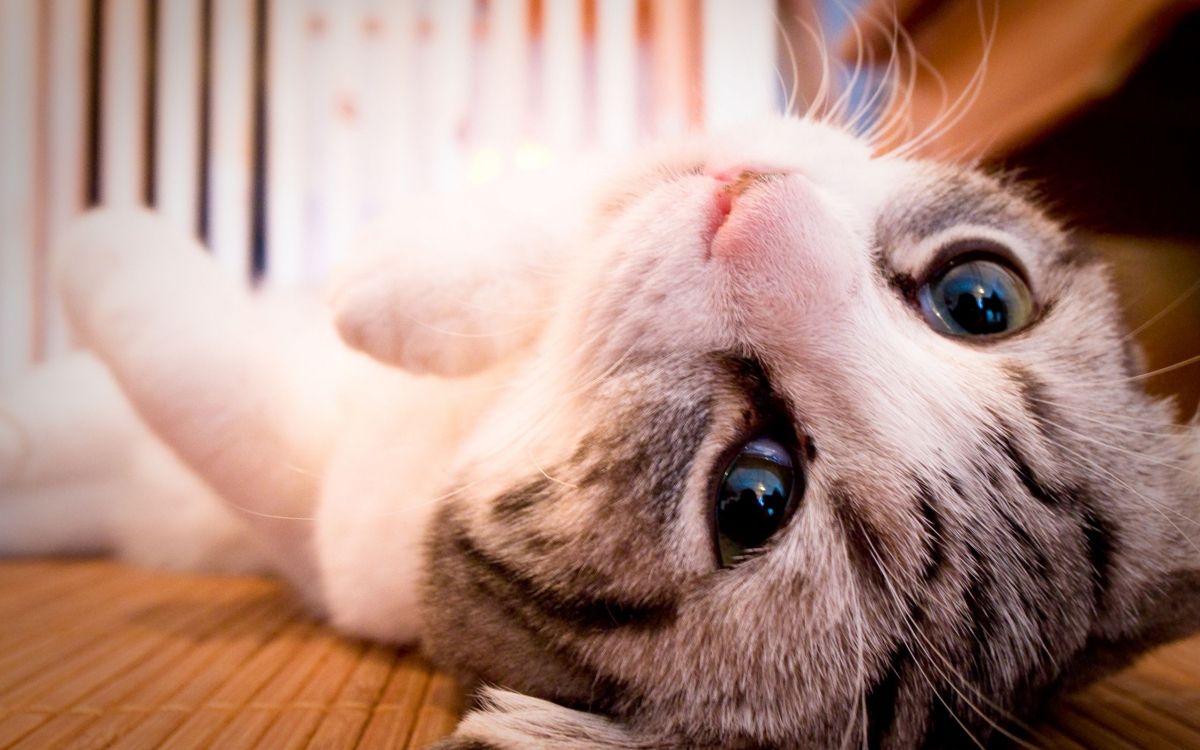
[468,147,504,184]
[513,141,552,172]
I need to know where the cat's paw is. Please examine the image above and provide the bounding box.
[430,688,666,750]
[327,221,551,377]
[53,209,206,351]
[327,259,522,377]
[54,210,144,331]
[327,177,579,377]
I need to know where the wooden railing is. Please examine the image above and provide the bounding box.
[0,0,806,382]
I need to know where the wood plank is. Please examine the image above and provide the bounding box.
[60,592,293,750]
[176,627,343,748]
[354,650,435,748]
[304,644,396,749]
[249,636,366,749]
[106,602,312,749]
[3,561,1199,749]
[403,671,463,750]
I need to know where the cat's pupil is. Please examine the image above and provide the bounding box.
[918,255,1034,338]
[942,273,1009,335]
[716,437,799,567]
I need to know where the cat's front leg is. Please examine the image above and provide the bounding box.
[53,209,333,605]
[0,353,266,573]
[313,369,499,644]
[430,688,690,750]
[0,353,155,558]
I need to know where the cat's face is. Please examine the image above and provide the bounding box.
[422,118,1200,747]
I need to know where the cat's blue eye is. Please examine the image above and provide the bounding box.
[715,436,800,567]
[918,257,1034,337]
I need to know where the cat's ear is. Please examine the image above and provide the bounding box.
[430,688,676,750]
[329,169,599,377]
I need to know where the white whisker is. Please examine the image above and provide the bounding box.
[892,0,998,158]
[856,526,1009,749]
[1039,418,1200,478]
[1068,351,1200,388]
[772,12,802,117]
[1050,440,1200,557]
[1121,275,1200,343]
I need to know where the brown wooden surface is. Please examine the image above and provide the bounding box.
[1,560,1199,749]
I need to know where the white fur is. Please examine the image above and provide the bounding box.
[0,353,262,571]
[5,208,519,639]
[449,688,647,749]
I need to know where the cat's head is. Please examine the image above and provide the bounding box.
[420,118,1200,748]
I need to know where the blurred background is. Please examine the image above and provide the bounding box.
[0,0,1197,413]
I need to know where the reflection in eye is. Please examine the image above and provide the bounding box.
[715,436,799,567]
[919,256,1034,337]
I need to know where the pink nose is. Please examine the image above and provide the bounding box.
[709,166,788,218]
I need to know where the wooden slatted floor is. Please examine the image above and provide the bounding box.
[0,560,1198,749]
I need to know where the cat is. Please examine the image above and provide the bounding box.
[2,116,1199,749]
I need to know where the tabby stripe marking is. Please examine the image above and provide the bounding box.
[830,485,888,589]
[452,531,677,632]
[1005,365,1120,607]
[864,643,911,749]
[995,434,1070,508]
[914,478,946,584]
[1081,506,1116,610]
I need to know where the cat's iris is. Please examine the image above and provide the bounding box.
[918,256,1034,337]
[715,436,800,567]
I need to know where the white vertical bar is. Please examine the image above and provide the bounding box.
[101,0,147,206]
[542,0,584,154]
[267,0,306,285]
[702,0,777,129]
[361,0,418,212]
[478,0,528,154]
[299,3,328,275]
[300,1,334,276]
[323,1,361,264]
[0,0,37,380]
[209,0,254,281]
[596,0,636,152]
[42,0,89,359]
[651,0,696,137]
[156,0,202,237]
[426,0,472,189]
